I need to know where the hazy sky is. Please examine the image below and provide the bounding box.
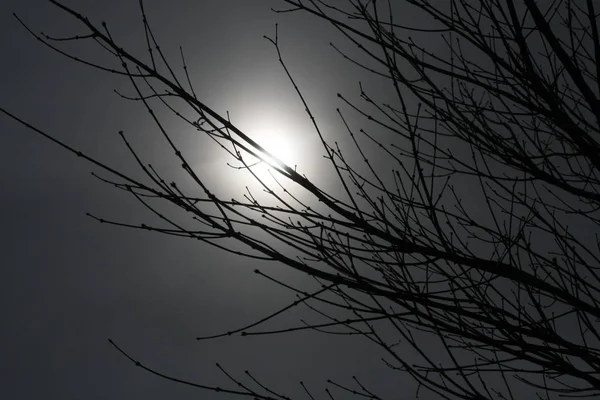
[4,2,592,399]
[0,1,410,399]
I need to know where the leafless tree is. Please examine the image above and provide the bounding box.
[2,0,600,398]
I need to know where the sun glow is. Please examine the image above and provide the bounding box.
[194,98,325,202]
[248,127,296,173]
[231,109,309,187]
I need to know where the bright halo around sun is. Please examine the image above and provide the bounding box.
[248,123,296,175]
[231,107,310,188]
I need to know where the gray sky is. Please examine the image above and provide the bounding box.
[4,2,596,399]
[0,1,408,399]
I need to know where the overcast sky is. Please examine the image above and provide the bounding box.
[4,1,594,399]
[0,1,416,399]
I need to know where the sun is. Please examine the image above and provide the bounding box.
[248,124,296,173]
[231,108,308,187]
[195,99,323,201]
